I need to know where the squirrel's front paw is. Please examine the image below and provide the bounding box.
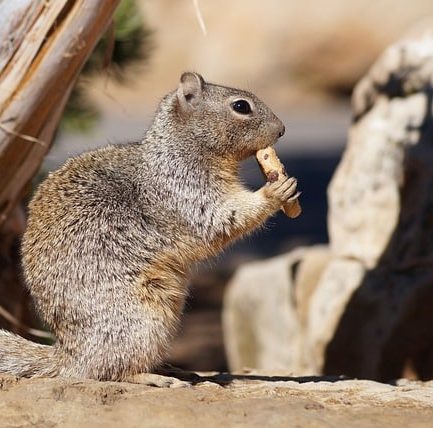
[264,176,299,207]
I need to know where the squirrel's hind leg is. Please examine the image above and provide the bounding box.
[126,363,201,387]
[126,372,191,388]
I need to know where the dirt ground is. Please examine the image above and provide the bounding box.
[1,371,433,428]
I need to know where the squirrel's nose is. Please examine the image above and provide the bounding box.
[278,125,285,138]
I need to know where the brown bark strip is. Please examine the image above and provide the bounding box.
[0,0,121,226]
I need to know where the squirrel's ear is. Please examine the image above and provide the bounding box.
[177,72,204,111]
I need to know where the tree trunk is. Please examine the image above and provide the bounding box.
[0,0,120,336]
[0,0,120,226]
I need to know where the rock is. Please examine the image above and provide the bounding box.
[1,373,433,427]
[223,28,433,381]
[305,259,366,373]
[294,245,334,329]
[329,36,433,268]
[315,29,433,381]
[223,248,306,371]
[223,246,330,373]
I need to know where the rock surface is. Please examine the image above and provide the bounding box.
[313,29,433,381]
[223,249,308,371]
[1,373,433,427]
[223,246,330,374]
[224,28,433,381]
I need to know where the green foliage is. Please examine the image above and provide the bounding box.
[84,0,152,79]
[60,0,152,133]
[59,85,100,133]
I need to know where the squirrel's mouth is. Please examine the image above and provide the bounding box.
[239,135,280,161]
[264,135,280,149]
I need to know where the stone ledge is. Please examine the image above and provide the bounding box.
[1,372,432,427]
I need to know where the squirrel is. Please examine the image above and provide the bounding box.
[0,72,298,383]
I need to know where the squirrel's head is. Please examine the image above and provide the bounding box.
[162,72,285,160]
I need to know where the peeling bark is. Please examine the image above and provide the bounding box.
[0,0,120,226]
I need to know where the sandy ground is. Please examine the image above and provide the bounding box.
[1,372,433,427]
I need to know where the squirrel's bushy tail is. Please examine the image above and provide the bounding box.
[0,330,57,377]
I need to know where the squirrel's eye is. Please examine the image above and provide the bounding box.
[232,99,252,115]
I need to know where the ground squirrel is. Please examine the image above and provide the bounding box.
[0,72,298,383]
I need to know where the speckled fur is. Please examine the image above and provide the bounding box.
[0,73,296,381]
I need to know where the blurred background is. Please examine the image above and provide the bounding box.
[5,0,433,374]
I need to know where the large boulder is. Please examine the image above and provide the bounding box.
[223,28,433,380]
[313,30,433,381]
[223,246,330,373]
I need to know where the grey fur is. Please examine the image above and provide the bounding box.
[0,73,297,381]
